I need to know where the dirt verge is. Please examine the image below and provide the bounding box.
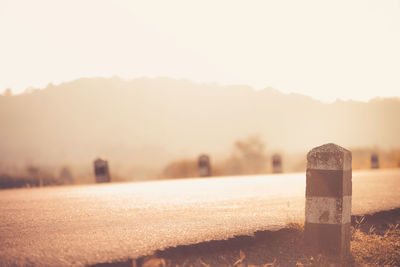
[89,208,400,267]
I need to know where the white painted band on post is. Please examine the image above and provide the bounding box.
[305,196,351,224]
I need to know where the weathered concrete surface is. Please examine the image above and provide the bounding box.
[305,196,352,224]
[0,169,399,267]
[307,143,352,171]
[305,143,352,258]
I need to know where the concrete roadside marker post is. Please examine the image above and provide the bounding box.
[93,158,111,183]
[198,154,212,177]
[371,153,379,169]
[272,154,282,173]
[305,143,352,260]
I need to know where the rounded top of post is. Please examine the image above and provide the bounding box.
[307,143,351,170]
[94,158,107,166]
[272,154,281,160]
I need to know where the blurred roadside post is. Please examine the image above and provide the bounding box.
[371,153,379,169]
[93,158,111,183]
[198,154,212,177]
[305,143,352,260]
[59,167,73,184]
[272,154,282,173]
[27,166,42,187]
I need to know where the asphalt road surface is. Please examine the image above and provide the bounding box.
[1,169,400,266]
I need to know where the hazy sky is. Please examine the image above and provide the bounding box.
[1,0,399,102]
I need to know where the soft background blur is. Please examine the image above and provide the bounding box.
[1,0,400,101]
[0,78,399,184]
[0,1,399,185]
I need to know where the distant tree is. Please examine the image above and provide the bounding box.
[223,135,268,175]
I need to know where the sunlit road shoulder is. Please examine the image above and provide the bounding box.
[0,169,399,267]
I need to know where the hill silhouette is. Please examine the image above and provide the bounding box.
[1,77,399,179]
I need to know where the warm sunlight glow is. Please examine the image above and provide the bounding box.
[1,2,400,266]
[1,0,399,102]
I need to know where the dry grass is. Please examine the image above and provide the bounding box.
[351,223,400,266]
[90,210,400,267]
